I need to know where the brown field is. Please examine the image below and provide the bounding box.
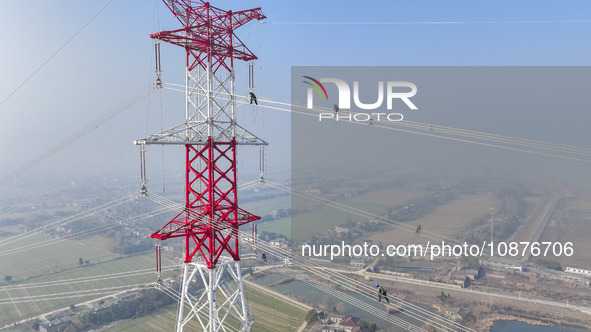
[365,194,499,244]
[539,193,591,268]
[562,190,591,210]
[330,186,364,195]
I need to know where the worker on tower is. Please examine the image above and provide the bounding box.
[416,224,422,236]
[249,91,258,105]
[376,284,390,304]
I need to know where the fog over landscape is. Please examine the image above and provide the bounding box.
[2,1,591,332]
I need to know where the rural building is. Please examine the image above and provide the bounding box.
[565,267,591,275]
[350,258,366,267]
[39,318,64,332]
[339,315,370,332]
[444,307,463,320]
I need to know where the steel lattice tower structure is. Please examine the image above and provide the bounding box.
[134,1,266,331]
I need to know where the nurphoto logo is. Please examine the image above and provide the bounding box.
[303,76,418,123]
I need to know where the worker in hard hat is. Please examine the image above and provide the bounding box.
[376,284,390,304]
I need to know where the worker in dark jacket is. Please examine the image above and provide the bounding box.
[249,92,258,105]
[376,284,390,303]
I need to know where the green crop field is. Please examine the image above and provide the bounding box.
[104,305,181,332]
[247,286,307,332]
[291,207,351,242]
[0,234,117,279]
[0,252,176,326]
[262,217,291,239]
[104,285,306,332]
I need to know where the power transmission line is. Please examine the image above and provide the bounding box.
[0,0,116,111]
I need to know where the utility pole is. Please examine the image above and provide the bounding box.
[135,1,267,331]
[490,207,495,245]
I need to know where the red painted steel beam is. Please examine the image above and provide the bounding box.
[151,1,265,72]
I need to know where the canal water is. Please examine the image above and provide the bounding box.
[490,320,587,332]
[251,272,435,330]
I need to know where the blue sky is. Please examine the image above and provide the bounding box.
[0,1,590,185]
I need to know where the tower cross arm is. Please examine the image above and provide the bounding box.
[151,29,259,61]
[226,8,266,29]
[160,1,265,31]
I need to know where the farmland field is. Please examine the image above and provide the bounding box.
[0,252,175,326]
[367,194,499,244]
[263,216,291,239]
[539,193,591,267]
[104,285,306,332]
[0,234,117,279]
[291,207,352,242]
[345,189,430,207]
[289,189,433,241]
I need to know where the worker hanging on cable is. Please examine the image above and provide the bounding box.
[376,284,390,304]
[249,91,258,105]
[416,224,422,236]
[333,104,339,113]
[262,252,267,263]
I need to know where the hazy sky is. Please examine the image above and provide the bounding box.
[1,1,591,188]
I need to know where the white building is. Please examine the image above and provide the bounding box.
[565,266,591,275]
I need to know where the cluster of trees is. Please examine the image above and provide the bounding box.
[305,309,377,332]
[0,217,23,226]
[259,208,292,223]
[30,289,177,331]
[358,320,378,332]
[438,291,452,305]
[490,189,528,241]
[116,238,153,255]
[76,289,175,330]
[495,214,520,241]
[305,309,318,327]
[536,258,562,271]
[358,220,385,233]
[258,231,289,243]
[111,233,153,255]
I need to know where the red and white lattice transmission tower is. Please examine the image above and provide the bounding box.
[134,1,266,331]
